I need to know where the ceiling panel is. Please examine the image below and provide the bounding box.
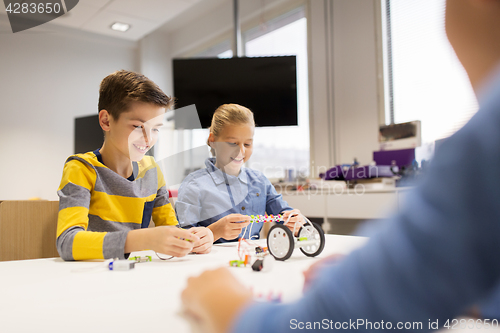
[105,0,193,23]
[79,0,113,7]
[0,0,208,41]
[80,9,159,40]
[54,3,104,28]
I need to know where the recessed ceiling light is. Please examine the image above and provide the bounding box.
[110,22,130,32]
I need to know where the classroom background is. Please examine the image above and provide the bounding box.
[0,0,477,235]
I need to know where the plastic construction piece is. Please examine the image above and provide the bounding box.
[252,259,264,271]
[108,259,135,271]
[267,214,326,261]
[229,259,245,267]
[229,254,250,267]
[251,255,275,272]
[129,255,152,263]
[234,236,275,272]
[249,214,284,223]
[267,224,295,261]
[237,238,261,261]
[298,224,325,257]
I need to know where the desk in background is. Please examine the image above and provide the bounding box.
[278,188,412,234]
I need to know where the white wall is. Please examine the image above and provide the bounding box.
[0,15,138,200]
[308,0,381,171]
[139,30,173,96]
[332,0,381,165]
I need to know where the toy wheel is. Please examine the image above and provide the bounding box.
[267,224,294,261]
[298,222,325,257]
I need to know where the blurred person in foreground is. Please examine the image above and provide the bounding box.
[181,0,500,332]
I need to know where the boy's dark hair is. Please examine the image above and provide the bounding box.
[98,70,175,119]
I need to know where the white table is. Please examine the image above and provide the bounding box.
[1,234,497,333]
[0,235,367,333]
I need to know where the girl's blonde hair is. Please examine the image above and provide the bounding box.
[207,104,255,156]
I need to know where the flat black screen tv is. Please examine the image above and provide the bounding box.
[74,114,154,156]
[74,115,103,154]
[172,56,298,128]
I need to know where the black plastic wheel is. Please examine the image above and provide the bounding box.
[298,222,325,257]
[267,224,294,261]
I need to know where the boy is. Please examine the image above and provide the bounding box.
[56,70,213,261]
[181,0,500,332]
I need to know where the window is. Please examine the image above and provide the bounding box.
[194,39,233,59]
[180,6,309,180]
[383,0,478,144]
[243,7,309,180]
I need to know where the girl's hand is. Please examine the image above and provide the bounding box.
[181,268,253,333]
[190,227,214,254]
[208,214,251,241]
[282,209,305,236]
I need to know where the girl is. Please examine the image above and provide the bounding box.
[175,103,303,243]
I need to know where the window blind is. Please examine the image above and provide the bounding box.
[384,0,478,143]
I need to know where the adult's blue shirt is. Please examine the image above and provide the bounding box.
[232,64,500,332]
[176,157,292,243]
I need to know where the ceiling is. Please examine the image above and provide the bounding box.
[0,0,219,41]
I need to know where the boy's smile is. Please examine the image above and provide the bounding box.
[133,144,149,154]
[131,126,153,154]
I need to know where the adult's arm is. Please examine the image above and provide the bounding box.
[233,84,500,332]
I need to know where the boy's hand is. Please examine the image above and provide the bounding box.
[208,214,251,241]
[181,267,253,333]
[147,226,199,257]
[190,227,214,254]
[282,209,305,236]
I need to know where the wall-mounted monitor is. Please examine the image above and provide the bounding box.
[74,115,103,154]
[172,56,298,128]
[74,114,154,157]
